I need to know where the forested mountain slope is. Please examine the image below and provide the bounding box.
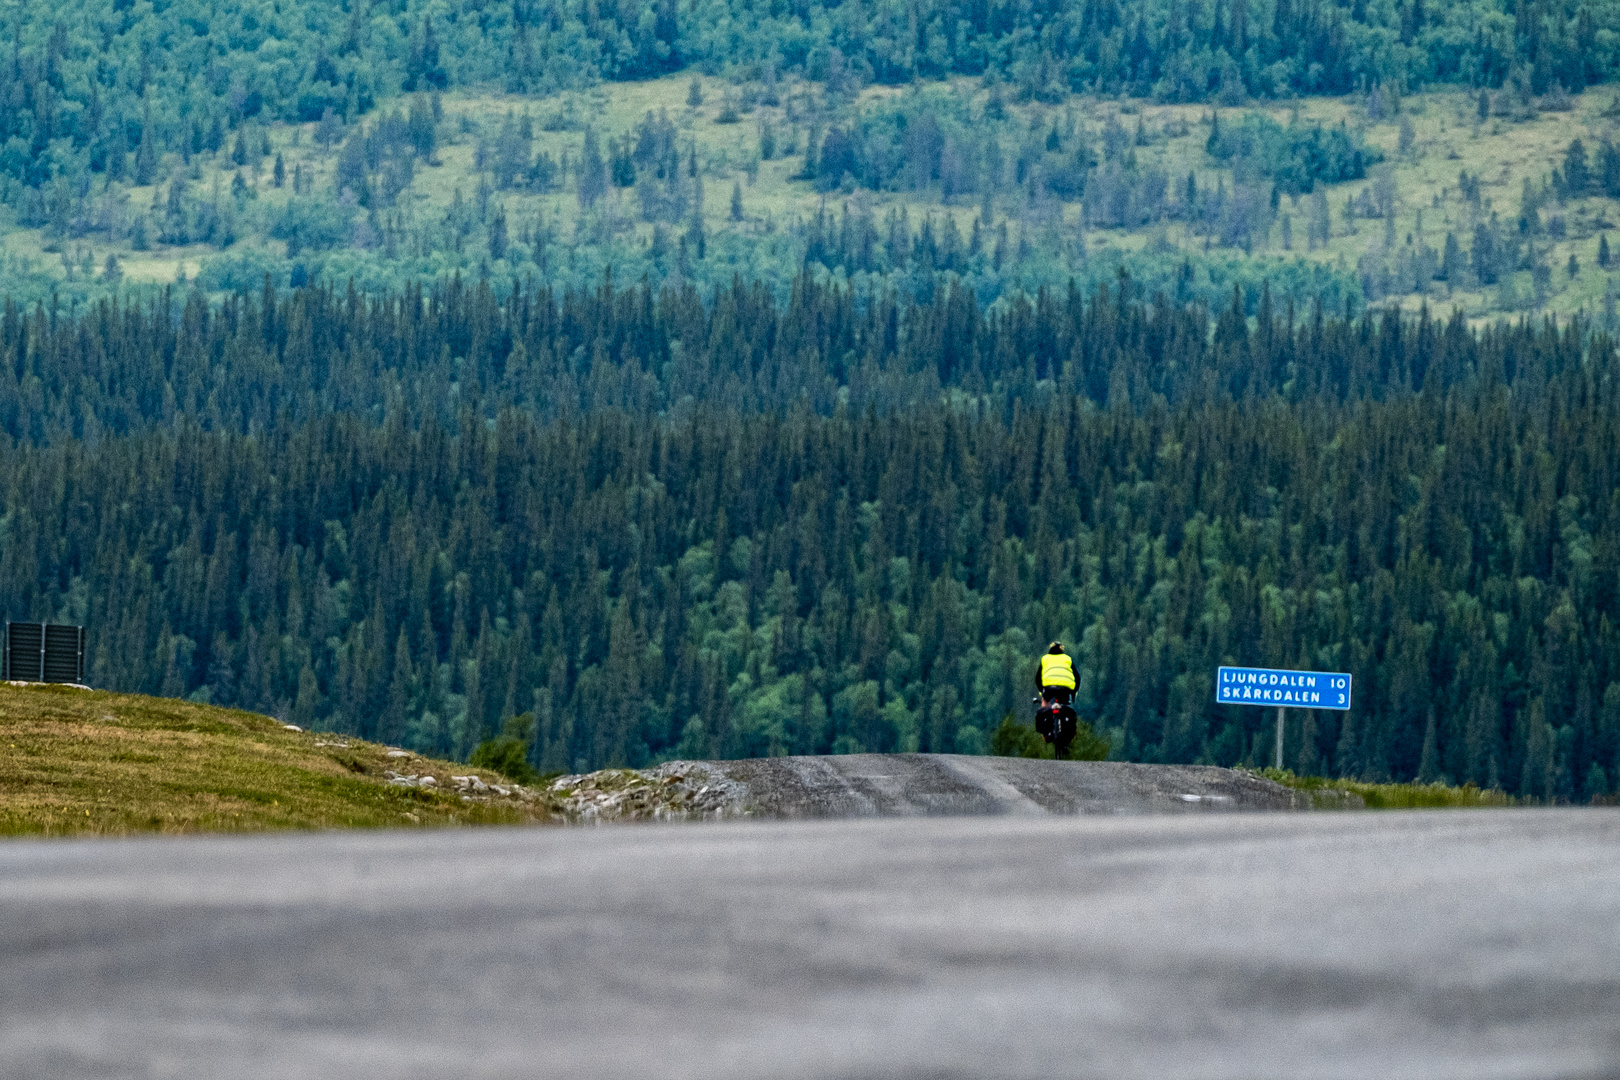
[4,0,1607,153]
[3,278,1616,800]
[4,0,1620,321]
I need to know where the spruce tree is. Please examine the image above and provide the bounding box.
[134,131,156,185]
[578,126,607,210]
[489,205,509,261]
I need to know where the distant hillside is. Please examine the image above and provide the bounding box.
[2,0,1607,142]
[4,0,1620,318]
[0,683,548,836]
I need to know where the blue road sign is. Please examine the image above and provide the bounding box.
[1215,666,1352,710]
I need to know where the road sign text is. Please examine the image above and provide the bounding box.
[1215,666,1352,710]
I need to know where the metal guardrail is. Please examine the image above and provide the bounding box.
[3,622,86,685]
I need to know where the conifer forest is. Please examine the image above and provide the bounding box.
[3,0,1620,800]
[2,276,1618,799]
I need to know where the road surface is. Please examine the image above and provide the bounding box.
[697,753,1316,816]
[3,809,1618,1079]
[554,755,1321,821]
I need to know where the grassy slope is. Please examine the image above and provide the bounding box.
[7,72,1620,322]
[0,682,548,837]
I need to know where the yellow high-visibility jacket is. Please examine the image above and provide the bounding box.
[1039,652,1076,690]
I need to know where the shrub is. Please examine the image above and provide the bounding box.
[469,712,539,782]
[990,714,1054,758]
[469,736,536,782]
[1064,720,1111,761]
[990,712,1111,760]
[1205,112,1381,194]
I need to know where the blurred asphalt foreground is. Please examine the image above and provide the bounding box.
[2,809,1618,1079]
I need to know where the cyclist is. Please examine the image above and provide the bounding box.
[1037,641,1075,707]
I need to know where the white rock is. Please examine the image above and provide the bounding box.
[283,724,303,732]
[418,776,437,786]
[491,784,511,797]
[385,750,412,759]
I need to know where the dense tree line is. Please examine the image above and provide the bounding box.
[0,268,1369,445]
[3,0,1615,210]
[1,276,1618,800]
[807,97,1376,209]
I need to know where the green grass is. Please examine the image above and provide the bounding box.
[0,682,551,836]
[1253,767,1520,809]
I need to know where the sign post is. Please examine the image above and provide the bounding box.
[1276,707,1285,772]
[1215,666,1352,772]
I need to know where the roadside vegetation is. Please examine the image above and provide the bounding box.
[990,714,1112,762]
[0,683,547,837]
[1256,768,1520,809]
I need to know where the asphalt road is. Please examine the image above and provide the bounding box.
[3,810,1619,1079]
[704,754,1313,816]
